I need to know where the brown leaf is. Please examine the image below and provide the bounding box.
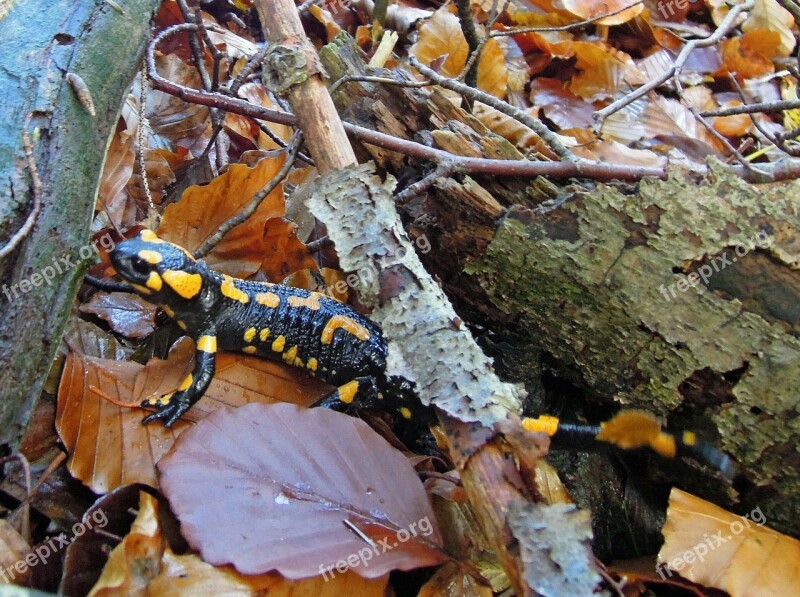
[658,488,800,597]
[742,0,796,57]
[79,292,157,339]
[529,78,595,131]
[151,550,390,596]
[569,41,636,101]
[87,492,164,596]
[418,561,493,597]
[0,519,31,586]
[97,125,135,227]
[57,338,329,493]
[561,0,644,26]
[411,7,507,98]
[158,155,313,280]
[717,33,776,80]
[158,403,446,578]
[713,100,753,137]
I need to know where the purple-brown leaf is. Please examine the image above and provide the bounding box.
[158,403,445,579]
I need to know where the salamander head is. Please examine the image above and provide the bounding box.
[110,230,205,303]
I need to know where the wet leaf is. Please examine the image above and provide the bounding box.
[79,292,157,339]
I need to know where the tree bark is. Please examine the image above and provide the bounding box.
[0,0,161,448]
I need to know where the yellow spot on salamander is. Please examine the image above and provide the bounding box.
[139,229,164,243]
[682,431,697,446]
[522,415,560,437]
[272,335,286,353]
[256,291,280,308]
[288,294,321,310]
[178,374,193,391]
[176,320,187,330]
[138,250,163,264]
[259,328,270,342]
[162,270,202,299]
[244,327,257,343]
[320,315,371,345]
[282,345,298,363]
[221,275,250,304]
[146,272,162,292]
[651,432,677,458]
[243,346,257,354]
[157,393,173,405]
[337,380,360,404]
[293,357,304,367]
[400,407,412,420]
[197,335,217,353]
[307,358,318,372]
[161,304,176,318]
[131,283,152,295]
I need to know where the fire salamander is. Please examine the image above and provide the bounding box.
[110,229,415,428]
[110,230,735,477]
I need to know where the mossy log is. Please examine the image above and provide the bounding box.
[0,0,161,448]
[459,166,800,536]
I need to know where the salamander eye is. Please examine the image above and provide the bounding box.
[131,256,152,275]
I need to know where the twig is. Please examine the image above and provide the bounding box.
[328,73,431,96]
[395,160,460,205]
[455,0,481,89]
[305,235,334,252]
[410,56,575,161]
[0,126,43,259]
[194,131,305,258]
[701,97,800,117]
[593,0,754,132]
[459,0,509,82]
[137,65,157,216]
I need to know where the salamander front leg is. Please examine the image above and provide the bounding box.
[142,333,217,428]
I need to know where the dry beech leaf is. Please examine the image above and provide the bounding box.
[158,403,446,578]
[561,0,643,26]
[150,549,390,596]
[158,155,314,280]
[529,78,595,131]
[411,7,507,98]
[742,0,796,57]
[658,488,800,597]
[713,100,753,137]
[79,292,157,339]
[237,82,293,149]
[88,492,164,597]
[569,41,635,101]
[56,338,329,492]
[717,33,777,79]
[97,126,135,224]
[148,53,211,148]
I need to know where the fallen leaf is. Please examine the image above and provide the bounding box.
[79,292,157,339]
[742,0,796,57]
[561,0,644,26]
[658,488,800,597]
[158,403,446,578]
[87,492,164,596]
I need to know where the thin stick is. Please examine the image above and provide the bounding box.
[0,126,43,259]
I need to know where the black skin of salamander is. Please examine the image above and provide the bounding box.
[110,233,418,428]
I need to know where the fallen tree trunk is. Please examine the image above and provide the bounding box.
[0,0,161,448]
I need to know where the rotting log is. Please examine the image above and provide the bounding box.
[453,165,800,537]
[0,0,162,448]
